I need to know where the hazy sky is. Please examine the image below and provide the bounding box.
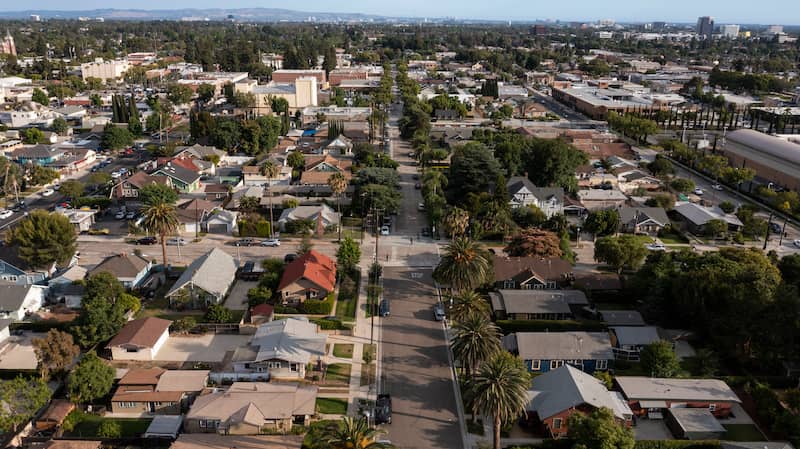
[4,0,799,25]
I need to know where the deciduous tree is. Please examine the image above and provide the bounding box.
[32,329,80,380]
[67,352,114,403]
[640,340,681,377]
[0,376,51,432]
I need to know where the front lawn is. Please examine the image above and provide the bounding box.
[316,397,348,415]
[332,343,354,359]
[335,270,360,322]
[723,424,766,441]
[325,363,352,385]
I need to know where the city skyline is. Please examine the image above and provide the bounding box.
[1,1,799,26]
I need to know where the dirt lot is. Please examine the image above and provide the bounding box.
[153,333,250,363]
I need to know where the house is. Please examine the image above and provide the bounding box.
[503,331,614,374]
[618,207,670,235]
[57,208,97,233]
[489,289,589,320]
[174,144,226,161]
[616,376,741,418]
[600,310,645,327]
[111,367,209,415]
[278,250,336,304]
[300,154,353,186]
[203,209,238,234]
[152,162,202,193]
[170,433,303,449]
[250,303,275,325]
[184,382,318,434]
[277,204,341,232]
[11,144,65,165]
[577,189,628,211]
[88,253,152,289]
[617,169,662,193]
[493,255,574,290]
[225,318,327,381]
[175,199,219,235]
[203,183,230,201]
[242,164,292,187]
[107,317,172,361]
[666,408,727,440]
[0,284,46,320]
[0,245,56,285]
[322,135,353,156]
[610,327,664,361]
[524,365,633,438]
[166,248,238,307]
[48,265,87,308]
[112,171,173,203]
[506,177,564,217]
[673,202,744,234]
[573,273,622,298]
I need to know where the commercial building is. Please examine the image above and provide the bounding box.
[236,78,318,112]
[722,129,800,191]
[721,24,740,38]
[80,58,131,82]
[552,85,656,120]
[271,69,327,88]
[697,16,715,39]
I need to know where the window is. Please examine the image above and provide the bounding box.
[118,402,136,408]
[709,404,716,412]
[552,418,563,429]
[531,360,541,371]
[550,360,564,370]
[290,363,299,372]
[126,348,139,353]
[596,359,608,370]
[503,280,515,289]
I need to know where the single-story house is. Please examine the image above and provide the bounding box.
[573,273,623,296]
[493,256,574,290]
[299,154,352,186]
[577,189,628,211]
[600,310,646,327]
[278,250,336,304]
[524,365,633,438]
[673,202,744,234]
[617,169,663,193]
[618,207,670,235]
[58,208,97,233]
[489,289,589,320]
[250,303,275,325]
[224,317,327,382]
[609,327,664,361]
[169,433,303,449]
[88,253,152,289]
[107,317,172,361]
[277,204,341,232]
[111,367,209,415]
[666,408,727,440]
[166,248,238,307]
[506,177,564,217]
[175,199,219,235]
[204,209,238,234]
[0,284,46,320]
[184,382,318,434]
[503,331,614,374]
[616,376,741,419]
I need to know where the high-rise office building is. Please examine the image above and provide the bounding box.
[721,24,740,39]
[697,16,715,39]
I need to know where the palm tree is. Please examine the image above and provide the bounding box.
[449,290,490,322]
[433,237,492,292]
[328,171,348,242]
[260,160,280,238]
[142,202,179,268]
[443,207,470,239]
[467,352,532,449]
[325,417,393,449]
[451,314,501,378]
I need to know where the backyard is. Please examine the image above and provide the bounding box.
[316,397,348,415]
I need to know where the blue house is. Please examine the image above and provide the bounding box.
[10,145,65,166]
[0,246,54,285]
[502,331,614,374]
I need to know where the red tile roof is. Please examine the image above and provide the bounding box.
[278,250,336,293]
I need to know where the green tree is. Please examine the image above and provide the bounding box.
[647,155,674,177]
[325,416,392,449]
[32,88,49,105]
[260,160,280,237]
[640,340,681,377]
[29,165,60,186]
[443,207,470,239]
[87,171,112,187]
[433,237,492,291]
[568,407,635,449]
[51,117,68,135]
[594,235,648,274]
[594,371,614,389]
[23,127,46,144]
[511,205,547,228]
[704,219,728,238]
[0,376,51,432]
[287,151,306,170]
[584,209,620,236]
[67,352,114,403]
[89,94,103,108]
[72,272,137,347]
[139,183,178,206]
[197,83,216,103]
[167,83,194,105]
[101,123,134,150]
[336,237,361,273]
[466,352,531,449]
[449,290,490,322]
[204,304,233,323]
[670,178,695,193]
[32,329,80,380]
[328,171,348,241]
[59,180,84,200]
[238,196,261,213]
[6,210,76,268]
[644,194,675,210]
[142,202,179,267]
[447,142,502,204]
[97,420,122,438]
[357,184,402,215]
[504,228,563,258]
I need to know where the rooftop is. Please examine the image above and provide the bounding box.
[504,331,613,361]
[490,289,588,315]
[107,317,172,349]
[616,376,741,403]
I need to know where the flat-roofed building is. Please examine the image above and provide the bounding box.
[552,85,661,119]
[722,129,800,191]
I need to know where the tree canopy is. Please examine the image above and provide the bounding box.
[6,210,77,268]
[67,352,115,403]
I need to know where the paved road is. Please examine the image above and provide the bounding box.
[380,267,462,449]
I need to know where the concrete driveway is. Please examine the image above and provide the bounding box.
[225,280,258,311]
[633,419,673,440]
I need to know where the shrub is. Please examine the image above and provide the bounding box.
[238,219,271,237]
[172,317,197,332]
[719,201,736,213]
[314,318,347,330]
[300,293,335,315]
[97,420,122,438]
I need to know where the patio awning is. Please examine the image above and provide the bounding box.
[640,400,668,408]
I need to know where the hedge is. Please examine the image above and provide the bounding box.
[300,293,335,315]
[496,319,606,334]
[238,220,271,238]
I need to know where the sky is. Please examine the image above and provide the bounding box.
[3,0,799,25]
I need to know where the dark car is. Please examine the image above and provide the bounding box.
[379,299,390,317]
[136,236,158,245]
[770,222,783,234]
[374,394,392,424]
[284,253,298,263]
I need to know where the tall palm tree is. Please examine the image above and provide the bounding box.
[260,160,280,238]
[449,290,490,322]
[325,417,393,449]
[467,352,532,449]
[328,171,348,242]
[142,202,179,268]
[451,314,501,378]
[433,237,492,292]
[443,207,470,239]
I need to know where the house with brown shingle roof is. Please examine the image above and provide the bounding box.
[278,250,336,304]
[111,367,210,415]
[107,317,172,361]
[112,171,173,203]
[299,154,352,186]
[88,253,152,289]
[493,255,574,290]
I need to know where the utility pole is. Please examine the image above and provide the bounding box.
[764,212,774,251]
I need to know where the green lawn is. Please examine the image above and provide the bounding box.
[335,298,358,322]
[723,424,766,441]
[67,416,152,438]
[659,230,690,244]
[362,344,376,363]
[332,343,354,359]
[316,397,348,415]
[325,363,352,384]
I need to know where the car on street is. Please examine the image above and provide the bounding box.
[421,227,432,237]
[111,171,122,179]
[41,188,54,197]
[794,239,800,248]
[115,210,127,219]
[417,202,425,211]
[770,222,783,234]
[414,182,421,189]
[125,211,136,220]
[0,209,12,220]
[261,238,281,247]
[12,201,26,211]
[412,174,420,180]
[647,243,666,251]
[52,183,60,191]
[693,188,704,196]
[374,394,392,424]
[136,236,158,245]
[434,303,446,321]
[235,238,259,246]
[711,183,723,191]
[379,299,390,317]
[166,237,188,246]
[380,225,390,236]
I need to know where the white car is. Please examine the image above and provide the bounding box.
[647,243,666,251]
[417,202,425,211]
[380,225,390,236]
[0,209,12,220]
[166,237,188,246]
[711,183,723,191]
[693,188,704,196]
[41,188,54,197]
[52,183,61,191]
[111,171,122,179]
[261,238,281,247]
[794,240,800,249]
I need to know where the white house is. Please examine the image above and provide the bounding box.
[0,284,46,320]
[506,177,564,218]
[278,204,340,231]
[107,317,172,361]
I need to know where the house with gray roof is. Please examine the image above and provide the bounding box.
[619,206,670,235]
[577,188,628,211]
[0,284,46,320]
[277,204,340,232]
[610,326,665,361]
[166,248,237,308]
[503,331,614,374]
[88,253,151,289]
[524,365,633,438]
[506,177,564,217]
[673,202,743,234]
[600,310,645,326]
[489,289,588,320]
[617,376,741,418]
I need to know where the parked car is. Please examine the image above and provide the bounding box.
[374,394,392,424]
[166,237,188,246]
[693,188,704,196]
[261,238,281,247]
[111,171,122,179]
[235,238,259,247]
[87,228,110,235]
[417,202,425,211]
[770,222,783,234]
[41,188,54,197]
[380,225,390,236]
[125,211,136,220]
[52,183,60,191]
[646,243,666,251]
[136,236,158,245]
[794,240,800,248]
[379,299,390,317]
[284,253,298,263]
[711,183,723,191]
[12,201,26,211]
[414,182,421,189]
[433,303,446,321]
[114,210,127,220]
[412,174,420,180]
[0,209,12,220]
